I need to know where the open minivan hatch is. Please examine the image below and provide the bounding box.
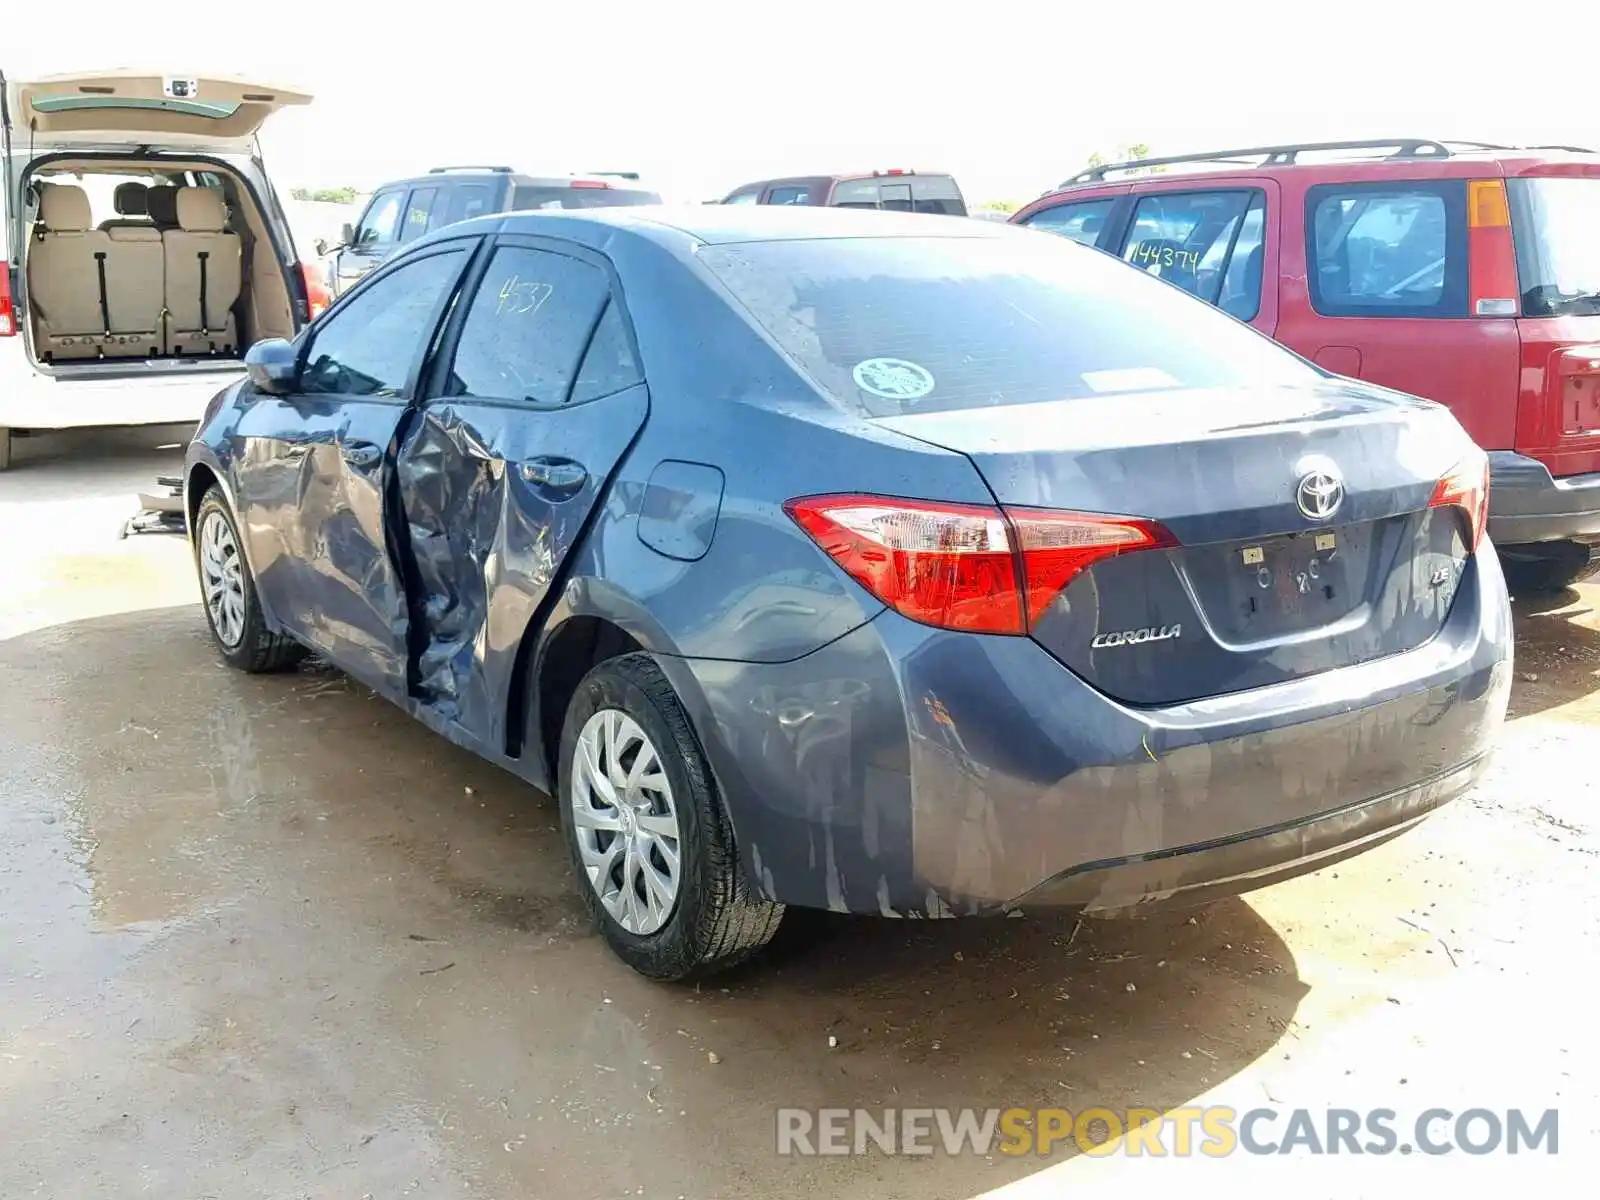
[7,70,311,151]
[1,68,317,412]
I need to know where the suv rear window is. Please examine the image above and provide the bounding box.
[1307,181,1467,318]
[1508,176,1600,316]
[511,185,659,210]
[697,234,1315,418]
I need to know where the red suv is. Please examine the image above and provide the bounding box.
[1012,138,1600,592]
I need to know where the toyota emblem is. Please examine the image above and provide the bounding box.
[1296,470,1344,521]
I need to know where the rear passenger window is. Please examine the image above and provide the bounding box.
[446,184,495,225]
[1307,183,1466,317]
[301,250,466,396]
[446,246,610,406]
[400,187,439,243]
[570,301,643,403]
[766,186,813,206]
[1023,199,1116,247]
[1121,191,1264,309]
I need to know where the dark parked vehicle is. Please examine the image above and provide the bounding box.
[185,206,1511,979]
[717,169,966,215]
[1012,138,1600,592]
[321,165,660,296]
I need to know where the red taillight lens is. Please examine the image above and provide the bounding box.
[1467,179,1519,318]
[300,262,331,319]
[1429,450,1490,551]
[0,265,16,337]
[785,494,1177,635]
[570,179,611,189]
[1009,508,1178,627]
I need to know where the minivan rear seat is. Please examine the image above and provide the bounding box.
[164,188,241,356]
[28,182,241,361]
[28,183,161,360]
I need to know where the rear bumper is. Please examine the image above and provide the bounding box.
[662,549,1512,917]
[1013,754,1487,914]
[1487,450,1600,545]
[0,363,237,431]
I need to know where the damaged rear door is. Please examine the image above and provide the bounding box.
[396,234,648,746]
[234,241,473,693]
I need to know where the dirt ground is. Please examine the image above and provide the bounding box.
[1,425,1594,1198]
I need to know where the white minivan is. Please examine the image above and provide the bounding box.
[0,70,319,469]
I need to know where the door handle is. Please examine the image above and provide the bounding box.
[518,457,587,494]
[342,442,382,469]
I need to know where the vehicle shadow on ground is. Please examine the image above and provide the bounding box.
[4,605,1307,1200]
[1509,585,1600,719]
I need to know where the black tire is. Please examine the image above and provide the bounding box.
[1500,540,1600,596]
[558,653,783,980]
[193,485,305,673]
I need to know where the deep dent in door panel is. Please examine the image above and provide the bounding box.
[394,386,650,749]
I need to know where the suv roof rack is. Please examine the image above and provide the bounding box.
[428,164,515,174]
[587,171,641,180]
[1061,138,1462,185]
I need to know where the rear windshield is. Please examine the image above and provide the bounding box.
[1510,177,1600,316]
[698,234,1318,417]
[510,186,659,210]
[830,176,966,216]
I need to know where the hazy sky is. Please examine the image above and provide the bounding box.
[13,0,1600,204]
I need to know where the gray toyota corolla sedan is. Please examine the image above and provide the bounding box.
[183,205,1512,980]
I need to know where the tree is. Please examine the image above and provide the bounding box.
[1085,143,1159,176]
[289,186,359,205]
[975,199,1018,213]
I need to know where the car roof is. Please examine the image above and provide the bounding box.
[1034,141,1600,202]
[373,170,657,191]
[425,204,1011,251]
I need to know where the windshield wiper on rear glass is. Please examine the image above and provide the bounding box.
[1522,284,1600,317]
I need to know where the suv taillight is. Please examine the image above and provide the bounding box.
[1468,180,1519,318]
[1429,449,1490,551]
[0,265,16,336]
[784,494,1177,635]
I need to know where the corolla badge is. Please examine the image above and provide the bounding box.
[1091,624,1181,649]
[1296,469,1344,521]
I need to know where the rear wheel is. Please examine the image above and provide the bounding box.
[558,653,783,980]
[194,486,305,672]
[1499,540,1600,596]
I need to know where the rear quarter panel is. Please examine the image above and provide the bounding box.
[1270,165,1520,450]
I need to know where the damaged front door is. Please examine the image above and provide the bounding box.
[396,235,648,748]
[237,242,472,695]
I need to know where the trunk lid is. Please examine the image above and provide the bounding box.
[4,70,311,153]
[1507,171,1600,475]
[877,380,1477,706]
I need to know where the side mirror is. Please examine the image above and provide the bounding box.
[245,338,298,395]
[313,237,329,258]
[340,221,356,246]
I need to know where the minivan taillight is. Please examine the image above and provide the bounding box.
[0,265,16,336]
[1429,450,1490,551]
[784,494,1177,635]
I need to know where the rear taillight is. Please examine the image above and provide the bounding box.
[300,262,331,319]
[570,179,612,189]
[1467,179,1519,318]
[0,265,16,337]
[1429,449,1490,551]
[784,494,1177,635]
